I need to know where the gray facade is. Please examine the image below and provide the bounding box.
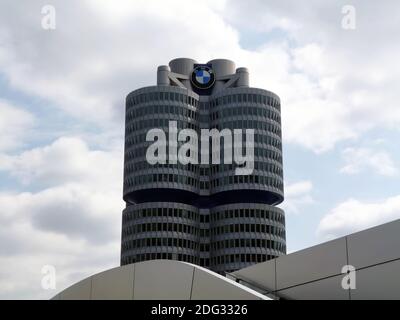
[121,58,286,273]
[229,219,400,300]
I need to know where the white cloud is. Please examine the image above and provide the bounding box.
[1,1,400,152]
[224,0,400,152]
[0,185,121,243]
[340,147,398,176]
[0,136,123,187]
[317,195,400,241]
[0,100,35,151]
[0,241,119,299]
[0,0,240,126]
[280,180,314,214]
[0,136,124,242]
[0,136,124,299]
[0,184,123,299]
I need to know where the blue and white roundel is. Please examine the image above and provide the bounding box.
[191,65,215,89]
[195,69,211,85]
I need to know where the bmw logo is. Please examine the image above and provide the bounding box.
[191,65,215,89]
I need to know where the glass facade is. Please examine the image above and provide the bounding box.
[121,71,286,274]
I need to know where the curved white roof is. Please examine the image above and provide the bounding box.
[52,259,269,300]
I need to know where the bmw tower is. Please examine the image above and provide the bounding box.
[121,58,286,274]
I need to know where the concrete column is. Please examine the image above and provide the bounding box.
[236,67,249,87]
[208,59,236,92]
[169,58,197,88]
[157,65,170,86]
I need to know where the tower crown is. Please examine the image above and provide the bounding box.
[157,58,249,95]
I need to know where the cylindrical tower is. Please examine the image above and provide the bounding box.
[123,86,200,205]
[121,58,286,274]
[157,65,170,86]
[207,87,285,273]
[122,86,201,265]
[236,67,249,87]
[169,58,197,89]
[209,87,284,205]
[208,59,236,93]
[209,203,286,273]
[121,202,200,265]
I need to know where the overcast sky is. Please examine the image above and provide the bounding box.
[0,0,399,299]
